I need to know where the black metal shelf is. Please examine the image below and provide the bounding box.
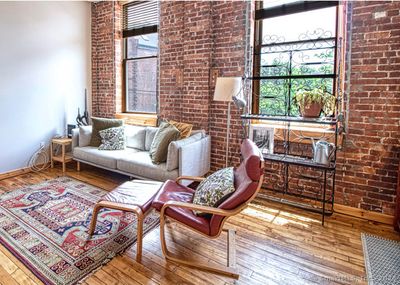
[241,114,337,125]
[264,153,335,170]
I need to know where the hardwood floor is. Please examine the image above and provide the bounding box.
[0,165,398,285]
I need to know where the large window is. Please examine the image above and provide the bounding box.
[123,1,159,113]
[253,1,339,116]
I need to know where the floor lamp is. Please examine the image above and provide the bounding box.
[213,77,245,167]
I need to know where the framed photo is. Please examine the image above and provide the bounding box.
[249,125,274,155]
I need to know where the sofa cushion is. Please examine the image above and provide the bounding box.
[79,126,92,147]
[145,126,158,151]
[117,151,179,181]
[192,167,236,216]
[73,147,139,169]
[150,122,180,164]
[125,125,146,150]
[90,117,124,147]
[169,120,193,139]
[166,132,203,171]
[99,126,125,150]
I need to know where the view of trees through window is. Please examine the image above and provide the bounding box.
[254,6,337,116]
[126,33,158,113]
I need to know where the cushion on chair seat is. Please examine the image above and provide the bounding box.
[152,180,211,235]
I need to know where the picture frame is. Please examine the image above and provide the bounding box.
[249,125,274,155]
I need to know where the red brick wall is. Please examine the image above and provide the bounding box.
[335,1,400,215]
[91,1,121,118]
[159,1,249,169]
[91,1,400,215]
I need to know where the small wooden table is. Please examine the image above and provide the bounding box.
[88,180,163,262]
[50,138,73,173]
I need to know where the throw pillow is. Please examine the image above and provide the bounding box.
[89,117,124,147]
[192,167,236,216]
[98,126,125,150]
[169,120,193,139]
[149,122,180,164]
[145,126,158,151]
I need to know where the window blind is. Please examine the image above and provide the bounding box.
[123,1,159,38]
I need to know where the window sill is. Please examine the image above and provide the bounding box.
[115,113,157,127]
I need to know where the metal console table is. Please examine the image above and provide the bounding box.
[242,114,341,225]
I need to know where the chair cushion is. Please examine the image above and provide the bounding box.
[90,117,124,147]
[168,120,193,139]
[98,127,125,150]
[149,122,180,164]
[125,125,146,150]
[117,151,179,181]
[192,167,236,216]
[102,180,163,213]
[152,180,211,235]
[73,147,139,169]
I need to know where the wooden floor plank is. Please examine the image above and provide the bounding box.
[0,165,398,285]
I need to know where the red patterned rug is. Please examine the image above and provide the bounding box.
[0,177,159,285]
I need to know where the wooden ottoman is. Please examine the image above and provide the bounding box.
[88,180,163,262]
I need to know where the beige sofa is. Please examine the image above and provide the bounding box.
[71,125,211,183]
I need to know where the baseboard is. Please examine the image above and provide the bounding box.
[334,204,394,225]
[0,167,32,180]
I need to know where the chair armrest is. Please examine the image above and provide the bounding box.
[175,176,205,184]
[160,200,236,217]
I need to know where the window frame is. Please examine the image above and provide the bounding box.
[252,0,339,116]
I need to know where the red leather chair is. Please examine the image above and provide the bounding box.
[152,139,264,279]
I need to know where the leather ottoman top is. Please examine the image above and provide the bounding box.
[102,180,163,213]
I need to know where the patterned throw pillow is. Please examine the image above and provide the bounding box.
[192,167,236,216]
[98,127,125,150]
[89,117,124,147]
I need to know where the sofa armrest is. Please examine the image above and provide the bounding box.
[71,128,79,149]
[179,136,211,186]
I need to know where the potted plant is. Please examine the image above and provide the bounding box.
[294,88,335,118]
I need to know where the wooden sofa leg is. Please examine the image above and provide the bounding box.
[159,215,239,279]
[77,161,81,172]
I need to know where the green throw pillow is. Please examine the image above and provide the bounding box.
[149,122,180,164]
[89,117,124,147]
[192,167,236,216]
[98,126,125,150]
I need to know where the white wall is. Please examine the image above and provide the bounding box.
[0,1,91,173]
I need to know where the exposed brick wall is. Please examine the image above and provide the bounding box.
[91,1,400,215]
[91,1,121,118]
[335,1,400,215]
[159,0,248,169]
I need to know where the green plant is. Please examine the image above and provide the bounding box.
[293,88,335,116]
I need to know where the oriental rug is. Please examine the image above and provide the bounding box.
[0,177,159,285]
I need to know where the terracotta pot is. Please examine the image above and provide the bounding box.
[300,102,322,118]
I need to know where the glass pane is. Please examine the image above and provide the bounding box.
[261,7,336,43]
[127,33,158,58]
[263,0,301,9]
[126,58,157,113]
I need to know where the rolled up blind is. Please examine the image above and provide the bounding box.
[123,1,159,38]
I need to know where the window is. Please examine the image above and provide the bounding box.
[252,1,339,116]
[123,1,159,113]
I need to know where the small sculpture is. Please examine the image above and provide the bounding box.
[76,89,89,126]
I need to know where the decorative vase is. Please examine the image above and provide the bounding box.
[300,102,322,118]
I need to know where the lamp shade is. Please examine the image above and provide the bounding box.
[213,77,243,102]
